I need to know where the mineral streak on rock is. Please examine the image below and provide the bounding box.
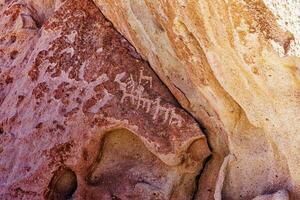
[0,0,210,199]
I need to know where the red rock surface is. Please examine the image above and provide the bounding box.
[0,0,210,199]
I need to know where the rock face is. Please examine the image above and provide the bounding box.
[0,0,210,199]
[252,190,290,200]
[92,0,300,199]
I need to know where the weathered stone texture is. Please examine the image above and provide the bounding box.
[92,0,300,199]
[0,0,210,199]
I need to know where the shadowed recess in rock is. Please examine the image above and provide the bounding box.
[45,167,78,200]
[86,129,175,200]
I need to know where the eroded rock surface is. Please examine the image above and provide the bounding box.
[0,0,210,199]
[93,0,300,199]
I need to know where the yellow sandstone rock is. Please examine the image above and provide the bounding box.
[93,0,300,199]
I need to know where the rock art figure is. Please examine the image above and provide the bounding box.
[0,0,210,199]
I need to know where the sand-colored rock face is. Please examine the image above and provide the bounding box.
[93,0,300,199]
[0,0,210,199]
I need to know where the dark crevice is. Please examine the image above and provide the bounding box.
[172,83,191,106]
[191,154,213,200]
[198,123,214,152]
